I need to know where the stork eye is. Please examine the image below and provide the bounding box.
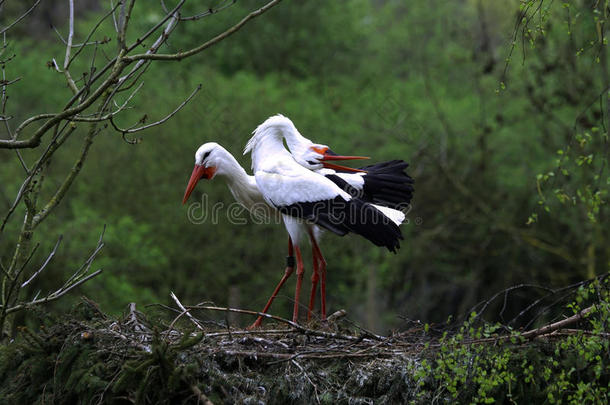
[307,160,317,165]
[202,151,211,160]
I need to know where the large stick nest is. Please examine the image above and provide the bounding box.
[0,283,608,404]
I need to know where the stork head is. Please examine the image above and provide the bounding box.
[293,143,369,172]
[182,143,222,204]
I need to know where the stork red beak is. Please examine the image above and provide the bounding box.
[312,146,370,173]
[182,165,216,204]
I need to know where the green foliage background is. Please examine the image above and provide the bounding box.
[0,0,608,332]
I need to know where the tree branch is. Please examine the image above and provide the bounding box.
[520,305,596,339]
[0,57,127,149]
[125,0,283,62]
[32,126,97,228]
[62,0,79,95]
[110,84,201,140]
[21,236,62,288]
[5,270,103,315]
[0,0,42,35]
[170,292,204,331]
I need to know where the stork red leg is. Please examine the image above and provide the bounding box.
[307,247,320,321]
[310,236,327,320]
[248,237,294,329]
[292,245,305,323]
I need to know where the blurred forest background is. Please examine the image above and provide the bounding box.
[0,0,608,333]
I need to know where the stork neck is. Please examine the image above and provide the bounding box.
[215,149,249,184]
[282,126,310,154]
[212,149,264,211]
[250,133,293,172]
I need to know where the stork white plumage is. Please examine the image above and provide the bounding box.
[183,116,413,327]
[274,114,414,211]
[244,115,409,324]
[181,142,366,327]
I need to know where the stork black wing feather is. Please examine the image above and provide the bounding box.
[277,196,402,253]
[330,160,414,209]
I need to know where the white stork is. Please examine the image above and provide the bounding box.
[267,114,414,211]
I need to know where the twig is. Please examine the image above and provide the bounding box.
[460,305,598,346]
[66,4,120,70]
[0,0,42,35]
[21,236,63,288]
[467,283,555,323]
[103,327,152,352]
[74,82,144,122]
[170,292,204,331]
[62,0,79,95]
[1,122,77,233]
[520,305,596,340]
[51,25,98,48]
[110,0,119,32]
[125,0,283,62]
[203,329,292,338]
[1,33,28,175]
[291,360,321,404]
[509,274,608,327]
[117,0,136,50]
[179,0,236,21]
[536,328,610,339]
[115,11,180,90]
[60,225,105,290]
[110,84,201,139]
[343,318,385,341]
[125,0,186,54]
[32,125,99,227]
[188,305,374,342]
[4,269,103,314]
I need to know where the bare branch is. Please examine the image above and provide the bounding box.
[32,124,99,228]
[60,225,105,289]
[170,292,205,331]
[0,77,21,86]
[0,57,127,149]
[116,61,150,93]
[1,33,28,174]
[125,0,186,54]
[1,226,105,315]
[14,243,40,281]
[0,0,42,35]
[125,0,283,62]
[110,0,119,32]
[466,305,599,346]
[118,0,136,50]
[67,8,117,70]
[56,0,187,115]
[179,0,236,21]
[1,123,77,232]
[111,84,201,140]
[52,25,93,48]
[21,236,63,288]
[50,58,63,73]
[5,269,103,314]
[74,82,143,123]
[118,11,180,86]
[188,305,373,342]
[62,0,79,95]
[521,305,596,340]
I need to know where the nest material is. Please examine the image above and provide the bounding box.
[0,297,608,404]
